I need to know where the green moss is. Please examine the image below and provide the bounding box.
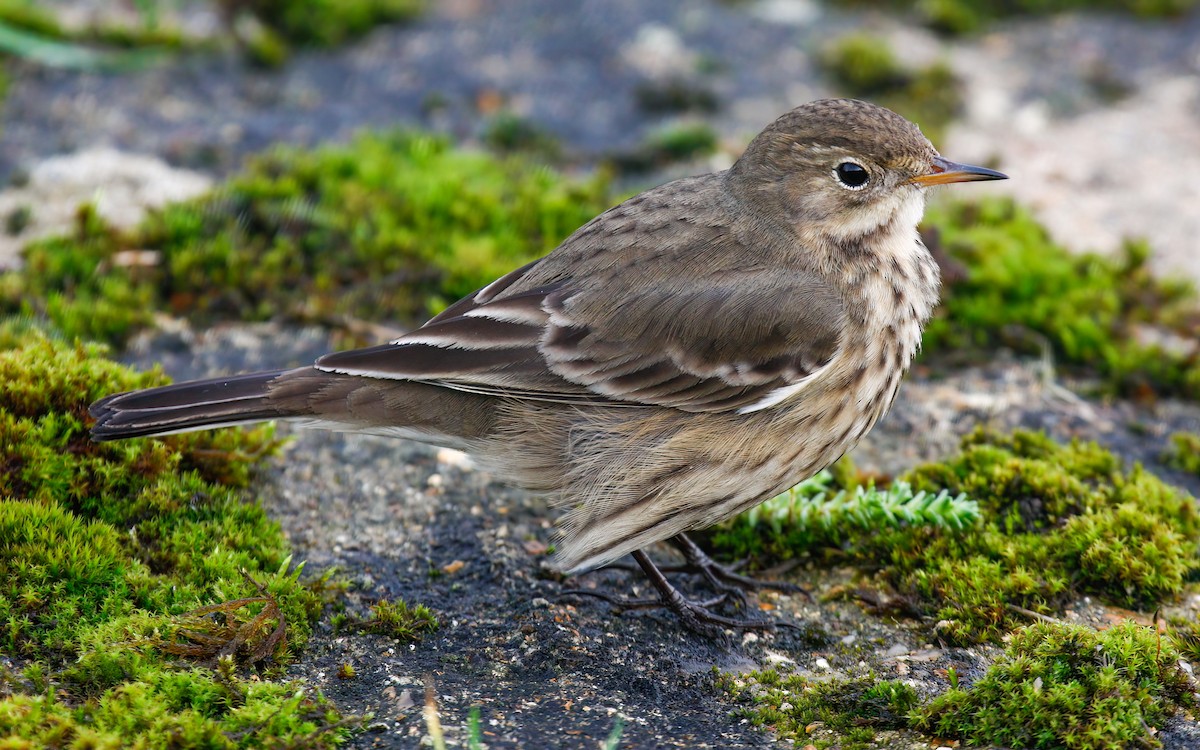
[925,197,1200,401]
[2,133,614,345]
[716,670,918,750]
[820,33,961,144]
[650,122,719,160]
[230,0,424,48]
[833,0,1198,35]
[720,622,1193,749]
[0,0,188,57]
[1162,432,1200,477]
[633,78,720,114]
[0,333,352,747]
[610,121,719,173]
[482,112,563,160]
[880,430,1198,643]
[717,430,1200,644]
[913,622,1194,749]
[352,598,438,642]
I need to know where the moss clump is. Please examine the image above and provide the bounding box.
[926,197,1200,401]
[878,430,1198,643]
[1162,432,1200,477]
[833,0,1197,35]
[223,0,424,48]
[721,622,1194,749]
[2,132,614,345]
[353,599,438,641]
[0,333,350,747]
[820,33,961,144]
[716,670,918,750]
[609,121,719,173]
[914,622,1195,749]
[633,78,720,114]
[481,112,563,160]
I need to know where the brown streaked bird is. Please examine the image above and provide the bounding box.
[91,99,1006,633]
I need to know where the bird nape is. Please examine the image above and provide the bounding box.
[90,99,1006,635]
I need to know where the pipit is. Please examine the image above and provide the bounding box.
[91,99,1005,633]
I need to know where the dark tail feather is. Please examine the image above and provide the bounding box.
[90,370,289,441]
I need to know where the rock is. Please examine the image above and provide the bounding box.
[0,148,212,270]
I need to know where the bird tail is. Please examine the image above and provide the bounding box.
[89,370,289,441]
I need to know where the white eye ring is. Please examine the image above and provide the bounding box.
[833,161,870,190]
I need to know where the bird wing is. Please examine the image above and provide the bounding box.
[315,258,847,414]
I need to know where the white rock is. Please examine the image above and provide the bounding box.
[0,148,212,269]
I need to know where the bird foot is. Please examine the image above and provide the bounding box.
[563,542,800,635]
[669,534,810,602]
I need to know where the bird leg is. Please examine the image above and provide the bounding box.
[560,535,806,634]
[668,534,809,600]
[629,550,780,634]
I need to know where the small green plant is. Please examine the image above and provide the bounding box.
[466,706,486,750]
[1162,432,1200,477]
[913,621,1195,749]
[820,33,961,144]
[603,717,626,750]
[354,598,438,641]
[712,468,979,562]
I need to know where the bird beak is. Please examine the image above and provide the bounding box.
[909,156,1008,187]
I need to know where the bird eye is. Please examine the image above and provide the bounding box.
[834,162,869,189]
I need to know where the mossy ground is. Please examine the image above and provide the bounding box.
[717,429,1200,645]
[715,670,918,750]
[722,621,1196,750]
[925,197,1200,401]
[820,33,961,146]
[1163,432,1200,477]
[834,0,1199,35]
[0,0,423,66]
[714,427,1200,747]
[1,133,613,346]
[0,333,439,747]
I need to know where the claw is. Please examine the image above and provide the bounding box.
[670,535,811,601]
[563,534,806,635]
